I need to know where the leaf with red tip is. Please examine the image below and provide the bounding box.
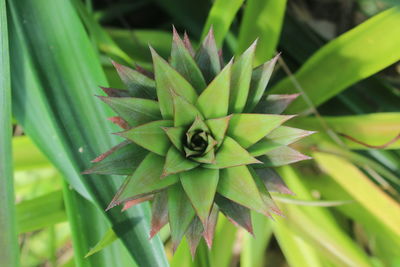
[162,147,199,177]
[254,168,293,195]
[172,92,203,127]
[229,41,257,113]
[116,120,173,156]
[100,86,131,97]
[108,116,129,129]
[108,153,178,209]
[255,94,300,114]
[99,96,161,127]
[206,136,260,169]
[122,195,153,211]
[245,54,280,112]
[180,168,219,225]
[150,191,169,238]
[260,146,312,167]
[183,32,195,57]
[150,47,198,119]
[185,216,203,257]
[202,204,219,247]
[196,61,232,119]
[195,28,221,83]
[215,194,253,234]
[217,165,270,216]
[227,113,295,148]
[249,167,282,216]
[83,142,147,176]
[171,27,207,93]
[112,61,156,98]
[205,115,232,145]
[168,184,196,252]
[162,126,185,151]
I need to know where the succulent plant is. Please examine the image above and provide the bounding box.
[85,27,314,256]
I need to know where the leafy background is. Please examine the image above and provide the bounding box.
[1,0,400,266]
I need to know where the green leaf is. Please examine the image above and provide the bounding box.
[291,113,400,149]
[195,29,221,83]
[0,0,19,264]
[111,62,156,99]
[265,126,315,145]
[172,92,203,127]
[228,113,294,148]
[271,7,400,113]
[180,168,219,225]
[109,153,179,208]
[207,136,260,169]
[260,146,311,167]
[83,142,148,176]
[150,191,169,238]
[151,47,198,119]
[9,0,167,265]
[85,228,118,258]
[162,126,185,151]
[168,183,196,251]
[217,165,270,216]
[16,190,66,233]
[255,94,300,114]
[254,168,293,195]
[171,27,207,93]
[196,61,232,119]
[191,148,216,164]
[162,146,200,177]
[203,205,219,247]
[237,0,287,65]
[248,140,282,157]
[99,96,161,127]
[201,0,244,47]
[116,120,173,156]
[205,115,232,145]
[215,194,253,234]
[229,41,256,113]
[245,55,280,112]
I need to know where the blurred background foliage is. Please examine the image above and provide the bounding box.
[1,0,400,266]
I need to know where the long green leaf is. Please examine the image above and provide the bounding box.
[0,0,19,264]
[271,7,400,113]
[237,0,287,65]
[8,0,167,265]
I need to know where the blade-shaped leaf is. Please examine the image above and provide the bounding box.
[254,168,293,195]
[83,142,148,176]
[195,28,221,83]
[162,146,199,177]
[265,126,315,145]
[150,191,169,238]
[151,47,198,119]
[207,136,261,169]
[229,41,256,113]
[217,166,270,216]
[168,183,196,251]
[260,146,311,167]
[116,120,173,156]
[185,216,204,257]
[215,194,253,234]
[228,113,294,148]
[180,168,219,225]
[245,55,280,112]
[0,0,19,264]
[171,27,206,93]
[111,61,156,99]
[203,205,219,248]
[205,115,232,145]
[162,126,185,151]
[196,61,232,119]
[255,94,300,115]
[248,140,282,157]
[101,87,132,98]
[99,96,161,127]
[271,7,400,113]
[172,92,203,127]
[109,153,179,208]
